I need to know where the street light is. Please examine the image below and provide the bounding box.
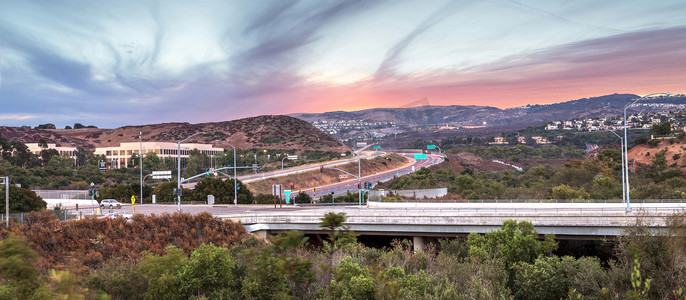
[225,142,238,206]
[1,176,8,227]
[623,92,671,212]
[606,130,626,203]
[177,132,205,212]
[281,155,298,169]
[351,148,362,205]
[139,132,143,206]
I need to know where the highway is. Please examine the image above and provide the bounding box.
[181,150,386,188]
[301,153,444,199]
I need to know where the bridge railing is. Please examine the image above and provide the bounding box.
[376,199,685,204]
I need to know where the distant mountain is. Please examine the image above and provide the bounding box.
[0,115,347,152]
[291,93,686,127]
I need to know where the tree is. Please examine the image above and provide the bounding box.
[142,152,162,171]
[243,231,314,299]
[0,235,41,299]
[40,148,59,165]
[650,122,671,136]
[468,220,557,270]
[152,181,181,203]
[97,184,135,202]
[293,191,312,204]
[178,243,242,299]
[191,177,253,204]
[0,185,47,212]
[139,245,188,300]
[128,153,140,168]
[73,146,87,168]
[73,123,86,129]
[551,184,590,200]
[182,149,207,178]
[38,139,48,149]
[35,123,56,130]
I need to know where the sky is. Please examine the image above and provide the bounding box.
[1,0,685,128]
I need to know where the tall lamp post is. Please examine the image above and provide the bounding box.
[350,148,362,205]
[139,132,143,205]
[226,143,238,206]
[623,92,672,212]
[607,131,626,203]
[177,132,205,211]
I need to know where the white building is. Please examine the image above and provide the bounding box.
[94,142,224,169]
[26,143,78,160]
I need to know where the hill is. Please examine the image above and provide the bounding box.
[291,93,686,128]
[0,115,346,151]
[628,138,686,171]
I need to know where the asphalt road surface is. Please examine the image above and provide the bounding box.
[300,153,444,200]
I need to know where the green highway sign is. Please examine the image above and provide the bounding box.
[373,146,381,150]
[427,145,436,150]
[414,154,427,159]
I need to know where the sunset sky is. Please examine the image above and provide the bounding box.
[1,0,685,128]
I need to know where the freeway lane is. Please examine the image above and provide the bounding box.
[182,150,385,189]
[300,153,444,200]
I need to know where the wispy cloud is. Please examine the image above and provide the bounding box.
[0,0,684,127]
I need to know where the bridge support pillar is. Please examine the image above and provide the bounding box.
[413,236,425,253]
[252,230,268,239]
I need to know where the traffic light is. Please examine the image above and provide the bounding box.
[357,182,361,189]
[313,188,317,192]
[290,182,295,190]
[320,165,323,173]
[236,182,241,190]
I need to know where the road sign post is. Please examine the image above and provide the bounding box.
[272,184,282,208]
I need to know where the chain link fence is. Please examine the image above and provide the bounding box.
[32,190,90,200]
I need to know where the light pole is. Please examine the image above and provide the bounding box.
[177,132,205,212]
[281,155,298,169]
[139,132,143,205]
[607,130,626,203]
[226,143,238,206]
[351,148,362,205]
[623,92,671,212]
[1,176,8,227]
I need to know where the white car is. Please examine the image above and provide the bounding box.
[99,199,122,209]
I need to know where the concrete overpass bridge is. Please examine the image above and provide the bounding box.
[221,202,686,250]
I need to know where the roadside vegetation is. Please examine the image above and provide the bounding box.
[0,211,684,299]
[379,142,686,200]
